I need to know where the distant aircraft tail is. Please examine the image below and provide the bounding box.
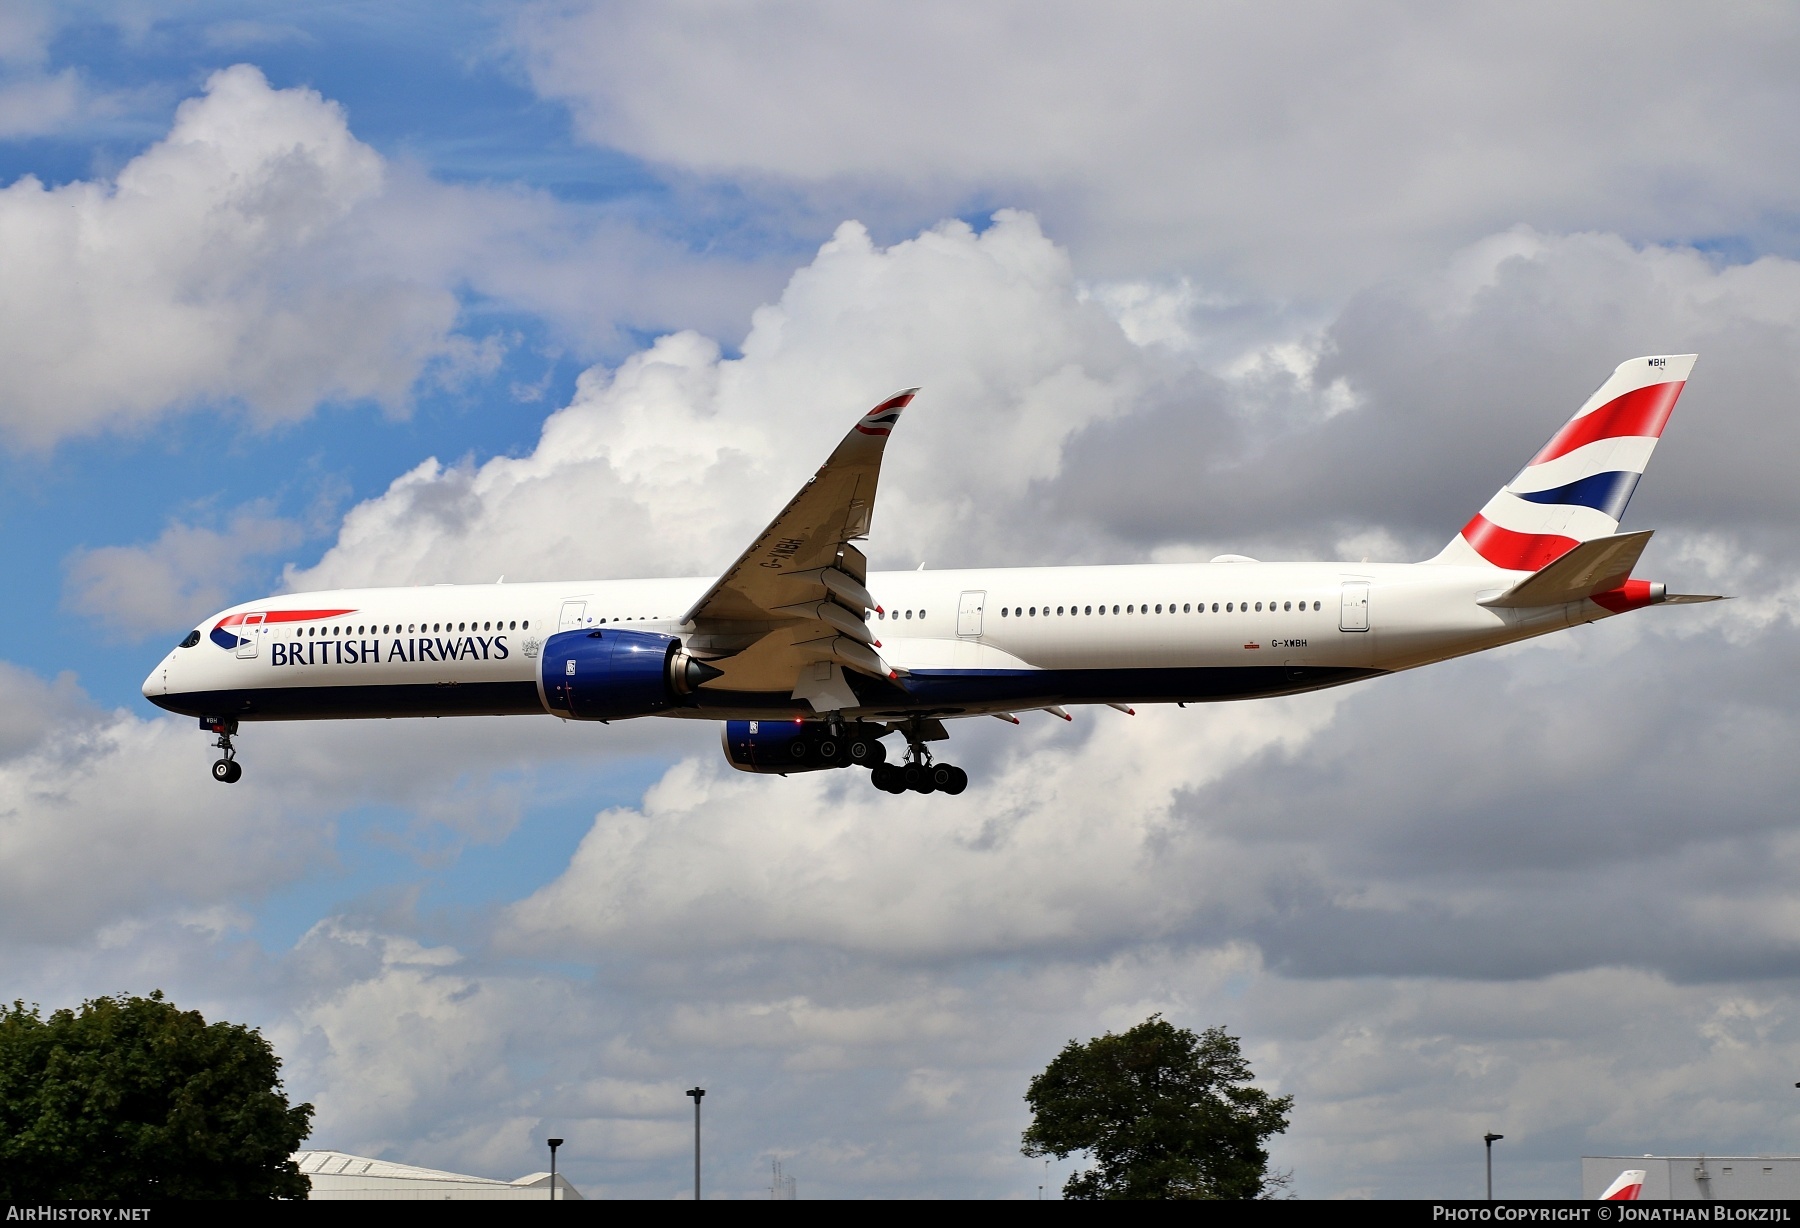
[1600,1168,1646,1201]
[1430,355,1697,569]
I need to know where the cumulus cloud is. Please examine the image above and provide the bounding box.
[0,64,456,444]
[0,647,710,949]
[64,506,303,640]
[517,2,1800,293]
[0,672,324,944]
[285,210,1158,592]
[0,3,87,138]
[488,605,1789,989]
[286,209,1800,601]
[1063,228,1800,565]
[18,895,1800,1197]
[500,699,1330,961]
[0,64,793,448]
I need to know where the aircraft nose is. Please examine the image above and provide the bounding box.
[142,659,166,700]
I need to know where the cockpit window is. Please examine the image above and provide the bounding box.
[178,630,201,649]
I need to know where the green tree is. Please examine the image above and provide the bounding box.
[1022,1015,1293,1199]
[0,990,313,1200]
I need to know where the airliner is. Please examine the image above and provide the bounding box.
[143,354,1720,794]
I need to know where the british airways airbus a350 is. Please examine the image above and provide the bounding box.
[144,355,1720,794]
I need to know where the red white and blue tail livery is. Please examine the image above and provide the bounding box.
[144,357,1724,792]
[1434,355,1695,570]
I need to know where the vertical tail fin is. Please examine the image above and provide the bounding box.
[1600,1168,1646,1201]
[1430,355,1697,569]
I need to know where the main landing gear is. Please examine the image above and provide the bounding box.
[869,721,967,796]
[203,717,242,784]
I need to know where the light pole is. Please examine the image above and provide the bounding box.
[687,1087,706,1200]
[547,1138,562,1202]
[1484,1133,1504,1200]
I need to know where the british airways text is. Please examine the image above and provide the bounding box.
[269,636,510,667]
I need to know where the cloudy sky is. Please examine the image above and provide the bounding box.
[3,0,1799,1199]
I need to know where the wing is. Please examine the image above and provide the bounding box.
[681,390,916,695]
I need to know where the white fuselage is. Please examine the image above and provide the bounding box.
[144,560,1608,724]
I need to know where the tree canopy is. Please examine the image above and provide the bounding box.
[0,991,313,1200]
[1022,1015,1293,1199]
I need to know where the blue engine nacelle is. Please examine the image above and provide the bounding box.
[721,719,889,774]
[541,628,722,721]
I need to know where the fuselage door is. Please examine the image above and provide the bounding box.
[1339,582,1370,632]
[558,600,587,632]
[236,612,265,658]
[957,590,986,638]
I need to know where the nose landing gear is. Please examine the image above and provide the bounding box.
[203,717,242,784]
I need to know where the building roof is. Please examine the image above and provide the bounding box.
[294,1150,584,1200]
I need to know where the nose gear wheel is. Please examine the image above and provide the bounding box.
[203,717,242,784]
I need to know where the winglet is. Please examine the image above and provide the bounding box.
[854,388,917,437]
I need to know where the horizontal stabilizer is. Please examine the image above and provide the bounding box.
[1660,593,1727,604]
[1481,530,1653,608]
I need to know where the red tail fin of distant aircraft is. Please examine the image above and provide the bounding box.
[1600,1168,1646,1200]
